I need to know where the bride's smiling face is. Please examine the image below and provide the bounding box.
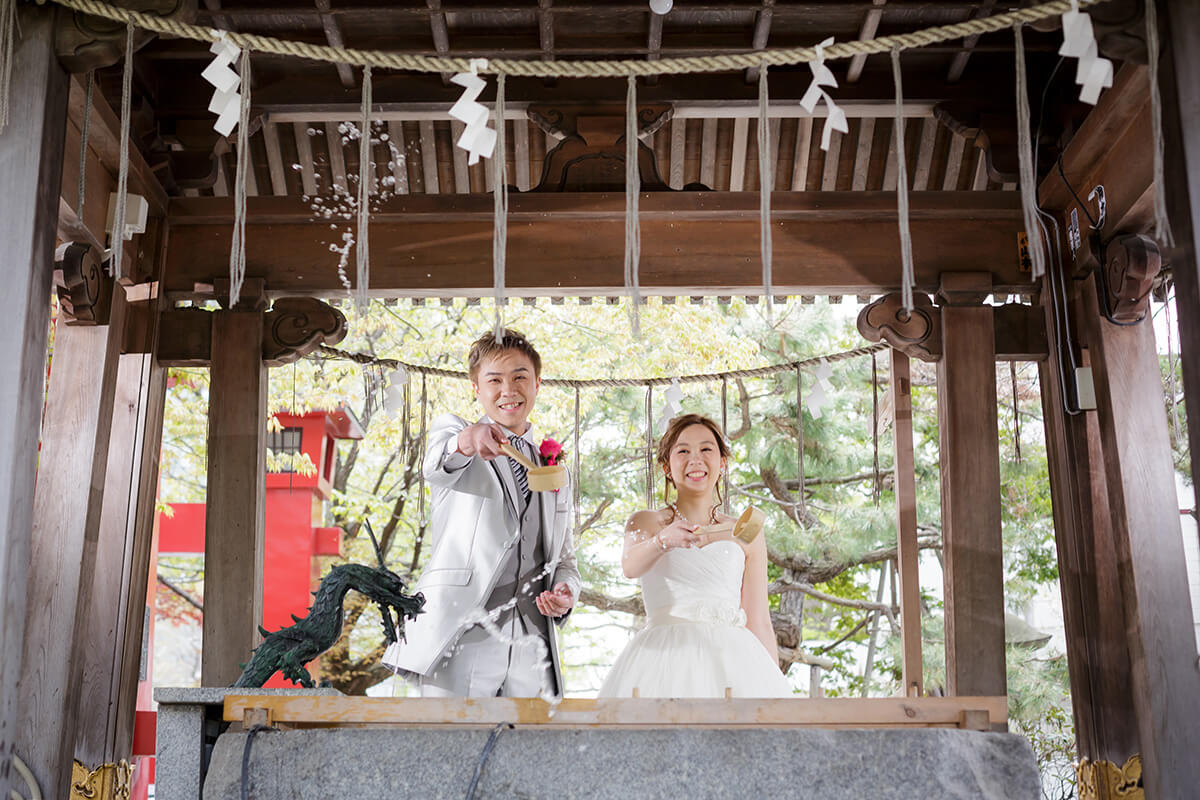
[666,423,726,495]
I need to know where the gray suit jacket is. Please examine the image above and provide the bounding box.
[383,413,581,693]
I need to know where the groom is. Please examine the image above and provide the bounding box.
[384,329,580,697]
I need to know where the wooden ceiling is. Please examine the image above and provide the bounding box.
[107,0,1074,202]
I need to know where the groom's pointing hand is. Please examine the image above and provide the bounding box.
[456,423,509,460]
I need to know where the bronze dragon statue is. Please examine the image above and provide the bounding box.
[233,521,424,688]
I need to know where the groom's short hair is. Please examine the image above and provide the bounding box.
[468,328,543,380]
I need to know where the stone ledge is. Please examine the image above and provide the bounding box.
[203,727,1039,800]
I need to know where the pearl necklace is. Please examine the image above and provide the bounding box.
[668,503,719,526]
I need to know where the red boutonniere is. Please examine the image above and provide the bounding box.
[539,437,563,466]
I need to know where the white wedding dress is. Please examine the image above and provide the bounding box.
[599,540,793,698]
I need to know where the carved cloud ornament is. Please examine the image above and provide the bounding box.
[55,241,112,325]
[262,298,348,367]
[856,292,942,362]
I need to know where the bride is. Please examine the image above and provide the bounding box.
[599,413,792,698]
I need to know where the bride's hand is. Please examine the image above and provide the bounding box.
[694,521,736,548]
[655,519,701,550]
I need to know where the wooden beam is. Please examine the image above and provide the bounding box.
[386,121,410,195]
[1082,268,1200,797]
[851,118,875,191]
[418,119,440,193]
[1037,284,1138,765]
[222,695,1009,728]
[292,122,318,196]
[1038,65,1152,274]
[449,120,470,194]
[20,288,127,800]
[700,118,717,189]
[730,117,749,191]
[911,118,937,191]
[946,0,996,83]
[668,116,686,190]
[791,118,812,190]
[937,273,1005,700]
[941,132,965,191]
[162,192,1029,296]
[1160,0,1200,551]
[325,122,348,194]
[846,0,886,84]
[262,122,288,196]
[890,348,923,697]
[745,0,775,83]
[0,13,68,798]
[314,0,356,89]
[821,124,844,190]
[202,310,267,687]
[513,116,531,192]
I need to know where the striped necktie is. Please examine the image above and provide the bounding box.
[508,435,531,503]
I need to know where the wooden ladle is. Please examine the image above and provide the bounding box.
[698,506,766,544]
[499,442,568,492]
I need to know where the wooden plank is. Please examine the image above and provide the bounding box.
[240,140,259,197]
[223,695,1008,728]
[937,275,1005,700]
[314,0,356,89]
[890,349,922,697]
[941,133,965,191]
[202,311,267,687]
[72,294,169,765]
[385,121,410,195]
[820,123,843,190]
[851,118,876,191]
[162,192,1029,296]
[947,0,997,83]
[325,122,348,194]
[262,122,289,196]
[449,120,470,194]
[882,120,899,191]
[0,13,68,798]
[971,151,989,191]
[513,116,531,192]
[669,115,686,190]
[911,118,937,191]
[1083,270,1200,797]
[790,118,812,190]
[1036,289,1138,764]
[700,118,717,189]
[846,0,886,84]
[292,122,318,196]
[730,117,749,191]
[418,120,440,194]
[19,287,126,800]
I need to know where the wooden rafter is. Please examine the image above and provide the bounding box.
[314,0,356,89]
[745,0,775,83]
[846,0,886,84]
[947,0,997,83]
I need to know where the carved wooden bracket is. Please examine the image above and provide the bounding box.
[55,241,113,325]
[262,298,348,367]
[56,0,196,73]
[154,298,346,366]
[857,293,942,362]
[1101,234,1160,324]
[527,104,673,192]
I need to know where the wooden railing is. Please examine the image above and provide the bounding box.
[223,695,1007,731]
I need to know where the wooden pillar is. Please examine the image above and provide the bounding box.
[202,308,267,687]
[18,286,127,799]
[1037,277,1139,769]
[0,8,69,798]
[1160,0,1200,535]
[1082,270,1200,798]
[936,273,1005,698]
[890,348,923,697]
[71,297,168,765]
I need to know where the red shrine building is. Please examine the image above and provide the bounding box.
[156,407,363,686]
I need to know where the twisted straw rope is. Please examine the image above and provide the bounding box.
[50,0,1106,78]
[316,342,887,388]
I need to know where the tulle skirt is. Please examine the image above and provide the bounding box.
[598,618,793,698]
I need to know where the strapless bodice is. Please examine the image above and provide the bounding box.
[641,540,746,627]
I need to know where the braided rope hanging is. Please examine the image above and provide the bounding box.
[1014,24,1047,279]
[111,21,135,282]
[889,49,915,312]
[493,74,509,339]
[355,65,373,312]
[1145,0,1175,248]
[757,62,774,310]
[625,75,642,336]
[228,47,251,306]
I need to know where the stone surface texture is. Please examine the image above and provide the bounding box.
[201,727,1040,800]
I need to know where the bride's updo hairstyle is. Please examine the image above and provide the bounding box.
[657,413,731,513]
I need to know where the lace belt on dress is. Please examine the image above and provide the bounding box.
[646,602,747,628]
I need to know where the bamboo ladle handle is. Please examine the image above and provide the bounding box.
[499,442,538,471]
